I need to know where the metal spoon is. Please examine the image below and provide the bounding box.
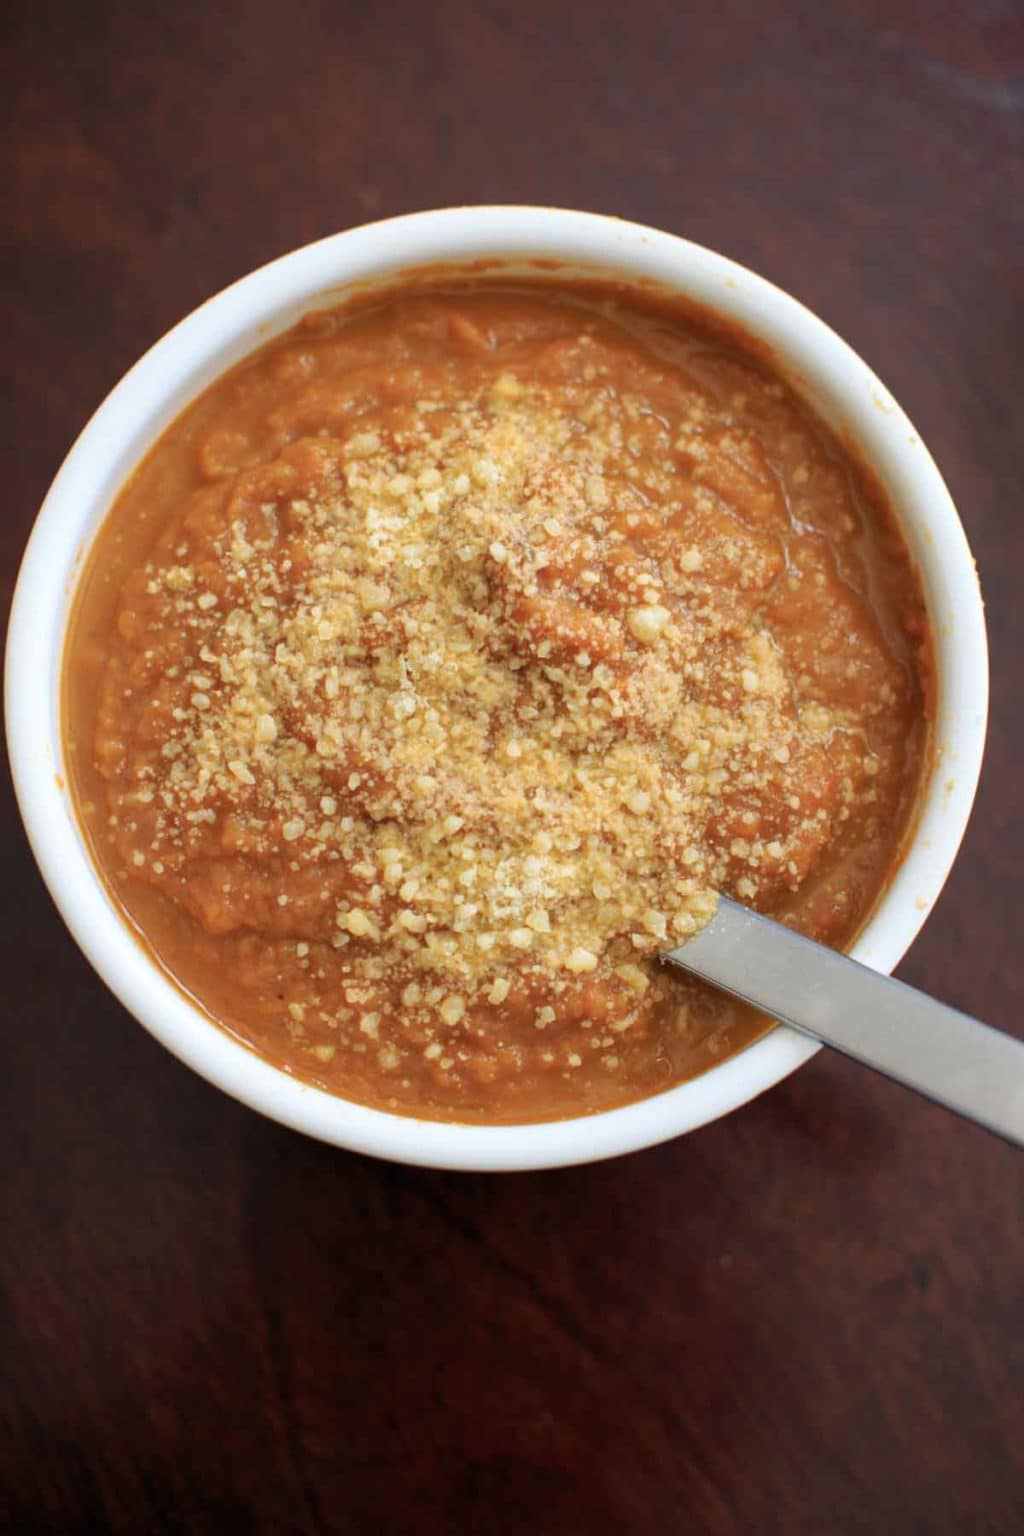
[663,896,1024,1146]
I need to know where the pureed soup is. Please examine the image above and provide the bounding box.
[64,279,931,1123]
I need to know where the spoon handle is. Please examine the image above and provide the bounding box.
[663,897,1024,1146]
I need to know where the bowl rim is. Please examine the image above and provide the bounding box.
[4,206,988,1170]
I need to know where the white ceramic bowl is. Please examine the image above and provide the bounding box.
[5,208,987,1170]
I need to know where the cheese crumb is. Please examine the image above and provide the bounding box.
[342,908,375,938]
[439,994,465,1027]
[627,605,670,644]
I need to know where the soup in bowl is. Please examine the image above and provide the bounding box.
[5,208,987,1168]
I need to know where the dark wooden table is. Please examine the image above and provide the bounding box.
[3,2,1022,1531]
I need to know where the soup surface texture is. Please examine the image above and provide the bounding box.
[65,281,930,1122]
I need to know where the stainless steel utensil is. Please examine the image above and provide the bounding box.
[663,897,1024,1146]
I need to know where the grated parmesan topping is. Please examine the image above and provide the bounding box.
[109,369,838,1014]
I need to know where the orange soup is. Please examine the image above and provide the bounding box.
[64,281,930,1122]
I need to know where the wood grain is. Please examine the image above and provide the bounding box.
[2,2,1022,1531]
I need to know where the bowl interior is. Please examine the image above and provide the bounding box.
[5,209,987,1169]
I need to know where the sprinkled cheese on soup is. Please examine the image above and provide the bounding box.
[64,282,930,1121]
